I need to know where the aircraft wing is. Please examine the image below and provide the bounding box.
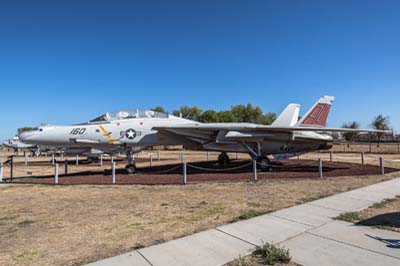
[154,123,387,133]
[154,123,389,144]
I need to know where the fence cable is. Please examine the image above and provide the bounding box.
[187,162,252,172]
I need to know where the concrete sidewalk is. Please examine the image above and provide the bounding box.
[87,178,400,266]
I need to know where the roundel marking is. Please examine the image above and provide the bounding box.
[125,128,136,140]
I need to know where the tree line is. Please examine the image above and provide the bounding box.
[152,104,277,125]
[342,115,392,141]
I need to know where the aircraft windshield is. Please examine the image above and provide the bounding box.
[89,109,168,123]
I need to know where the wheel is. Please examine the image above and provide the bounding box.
[86,157,99,163]
[125,164,136,174]
[257,156,270,172]
[218,152,230,166]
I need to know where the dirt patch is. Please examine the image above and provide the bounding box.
[5,159,396,185]
[0,172,398,266]
[336,196,400,233]
[358,196,400,232]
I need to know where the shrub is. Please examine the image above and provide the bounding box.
[252,242,291,265]
[232,255,252,266]
[335,212,362,223]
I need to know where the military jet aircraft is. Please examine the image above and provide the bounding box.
[3,136,38,154]
[3,136,58,156]
[19,96,382,173]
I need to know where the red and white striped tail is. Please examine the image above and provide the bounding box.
[297,96,335,127]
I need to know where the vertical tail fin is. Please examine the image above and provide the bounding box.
[296,96,335,127]
[272,103,300,127]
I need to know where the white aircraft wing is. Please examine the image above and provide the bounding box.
[153,123,388,144]
[154,123,386,133]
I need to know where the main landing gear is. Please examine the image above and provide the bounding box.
[240,141,271,172]
[218,152,230,166]
[256,155,270,172]
[125,149,136,174]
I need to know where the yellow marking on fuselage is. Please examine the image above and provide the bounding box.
[98,125,119,142]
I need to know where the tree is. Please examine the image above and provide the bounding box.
[151,106,166,113]
[172,106,203,121]
[341,121,360,141]
[371,114,390,141]
[217,110,237,123]
[231,103,264,123]
[262,112,277,125]
[17,127,33,134]
[198,110,219,123]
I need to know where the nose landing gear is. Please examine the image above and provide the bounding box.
[125,149,136,174]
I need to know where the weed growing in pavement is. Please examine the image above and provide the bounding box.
[253,242,291,265]
[335,212,362,223]
[230,210,270,223]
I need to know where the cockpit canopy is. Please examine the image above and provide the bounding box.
[89,109,169,123]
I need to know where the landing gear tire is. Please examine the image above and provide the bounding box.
[257,156,270,172]
[218,152,230,166]
[125,164,136,174]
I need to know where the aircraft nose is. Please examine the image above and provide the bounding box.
[19,131,35,141]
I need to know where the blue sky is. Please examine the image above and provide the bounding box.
[0,0,399,140]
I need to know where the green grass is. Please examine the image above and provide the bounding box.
[372,225,398,232]
[298,193,334,204]
[17,219,35,227]
[232,255,252,266]
[230,210,271,223]
[13,251,38,262]
[335,212,362,223]
[370,196,400,209]
[253,242,291,265]
[0,215,17,225]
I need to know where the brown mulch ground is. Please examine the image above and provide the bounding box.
[5,159,395,185]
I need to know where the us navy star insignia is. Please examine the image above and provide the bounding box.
[125,129,136,140]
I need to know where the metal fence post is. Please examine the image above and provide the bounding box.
[61,152,64,161]
[100,154,103,166]
[236,153,239,160]
[24,152,29,166]
[64,160,68,175]
[52,153,55,165]
[361,152,365,165]
[150,154,153,168]
[252,160,257,181]
[111,156,114,164]
[54,163,59,184]
[76,155,79,166]
[183,161,187,185]
[206,151,209,161]
[112,162,116,184]
[157,150,160,161]
[329,151,332,162]
[0,163,3,183]
[180,151,184,162]
[10,156,13,182]
[379,157,384,175]
[318,159,323,178]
